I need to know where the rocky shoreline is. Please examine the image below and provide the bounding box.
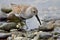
[0,19,60,40]
[0,6,60,40]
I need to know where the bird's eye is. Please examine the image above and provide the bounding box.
[33,10,36,13]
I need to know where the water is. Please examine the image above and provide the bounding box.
[0,0,60,30]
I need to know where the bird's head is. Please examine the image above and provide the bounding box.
[21,6,38,19]
[22,6,41,25]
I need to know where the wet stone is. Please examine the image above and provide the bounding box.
[27,33,36,39]
[39,21,55,32]
[0,22,17,31]
[10,29,18,32]
[14,37,31,40]
[0,33,11,39]
[0,30,8,33]
[54,20,60,27]
[39,32,52,39]
[52,27,60,34]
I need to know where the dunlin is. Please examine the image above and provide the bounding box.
[8,4,41,25]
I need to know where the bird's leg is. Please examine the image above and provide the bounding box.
[17,20,28,31]
[35,15,41,25]
[24,20,28,30]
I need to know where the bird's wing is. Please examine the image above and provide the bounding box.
[11,4,29,14]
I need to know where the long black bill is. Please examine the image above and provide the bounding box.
[35,15,41,25]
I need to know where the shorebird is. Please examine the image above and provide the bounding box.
[6,4,41,25]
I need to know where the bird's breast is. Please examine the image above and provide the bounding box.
[20,11,34,19]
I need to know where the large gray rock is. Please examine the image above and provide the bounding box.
[31,31,52,40]
[0,30,7,33]
[10,29,18,32]
[38,32,52,39]
[0,33,11,39]
[57,38,60,40]
[0,22,17,31]
[0,12,7,18]
[39,21,55,31]
[1,5,12,13]
[52,27,60,35]
[54,20,60,27]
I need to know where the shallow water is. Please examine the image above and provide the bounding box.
[0,0,60,30]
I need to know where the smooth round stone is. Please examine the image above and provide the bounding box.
[52,27,60,34]
[0,33,11,39]
[0,30,7,33]
[39,32,52,39]
[54,20,60,26]
[10,29,18,32]
[0,12,7,18]
[57,36,60,40]
[57,39,60,40]
[14,37,23,40]
[27,33,36,39]
[0,22,17,31]
[53,35,58,39]
[14,37,30,40]
[1,6,12,13]
[39,21,55,31]
[7,37,12,40]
